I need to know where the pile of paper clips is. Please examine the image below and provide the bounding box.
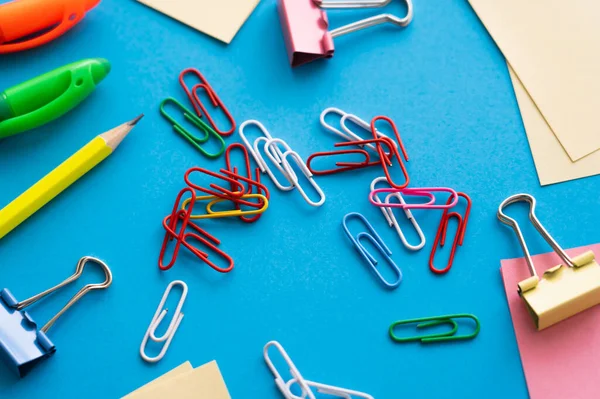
[158,143,270,273]
[307,107,472,289]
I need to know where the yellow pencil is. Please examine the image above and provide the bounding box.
[0,114,143,240]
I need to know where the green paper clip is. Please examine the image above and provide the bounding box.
[160,97,225,159]
[389,313,480,343]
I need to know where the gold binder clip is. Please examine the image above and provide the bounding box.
[498,193,600,330]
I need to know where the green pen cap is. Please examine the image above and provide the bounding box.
[0,58,111,140]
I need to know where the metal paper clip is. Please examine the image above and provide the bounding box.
[160,98,226,159]
[342,212,402,289]
[182,194,269,220]
[278,0,413,67]
[306,147,373,175]
[239,120,285,173]
[140,281,187,363]
[184,167,247,200]
[389,314,480,343]
[258,137,295,191]
[279,149,326,207]
[370,187,458,209]
[264,341,374,399]
[0,256,112,377]
[498,193,600,330]
[370,116,409,189]
[370,177,425,251]
[429,193,472,274]
[179,68,236,136]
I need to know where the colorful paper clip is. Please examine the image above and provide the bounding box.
[370,177,425,251]
[160,97,226,159]
[179,68,236,136]
[498,194,600,330]
[0,256,112,377]
[370,116,410,189]
[277,0,413,67]
[370,187,459,209]
[264,341,374,399]
[184,167,246,200]
[140,281,187,363]
[429,193,472,274]
[306,147,374,176]
[239,120,286,174]
[255,136,295,191]
[182,193,269,220]
[342,212,402,289]
[278,147,326,207]
[389,314,480,343]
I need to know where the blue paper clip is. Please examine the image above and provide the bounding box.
[0,256,112,377]
[342,212,402,289]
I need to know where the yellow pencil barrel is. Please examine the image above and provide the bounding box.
[0,137,111,240]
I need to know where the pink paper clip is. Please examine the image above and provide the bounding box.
[369,188,459,209]
[277,0,414,67]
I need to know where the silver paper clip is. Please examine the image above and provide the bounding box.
[370,177,425,251]
[140,280,188,363]
[264,340,374,399]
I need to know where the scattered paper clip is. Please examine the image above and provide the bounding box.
[160,97,226,158]
[498,193,600,330]
[182,193,269,220]
[342,212,402,289]
[256,136,295,191]
[389,314,480,343]
[277,146,326,207]
[429,193,472,274]
[370,187,459,209]
[370,116,410,189]
[184,167,247,201]
[370,177,425,251]
[239,119,285,174]
[0,256,112,377]
[179,68,236,136]
[277,0,413,67]
[264,341,374,399]
[140,281,188,363]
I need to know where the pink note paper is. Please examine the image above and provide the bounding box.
[500,243,600,399]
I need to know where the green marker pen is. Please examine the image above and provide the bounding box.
[0,58,110,140]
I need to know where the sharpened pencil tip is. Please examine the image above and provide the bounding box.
[129,114,144,126]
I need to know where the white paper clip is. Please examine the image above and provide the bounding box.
[370,177,425,251]
[264,341,374,399]
[239,119,285,173]
[140,280,188,363]
[279,149,326,207]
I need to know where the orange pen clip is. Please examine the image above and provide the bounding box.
[0,0,100,54]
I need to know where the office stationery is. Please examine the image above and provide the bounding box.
[429,192,471,274]
[278,0,413,67]
[0,58,110,140]
[370,116,409,188]
[0,115,142,241]
[238,120,287,176]
[498,194,600,330]
[370,176,425,251]
[0,256,112,377]
[264,341,374,399]
[0,0,100,54]
[307,146,381,176]
[123,362,193,397]
[124,360,231,399]
[224,143,265,223]
[501,244,600,399]
[160,188,234,273]
[468,0,600,162]
[185,194,269,219]
[136,0,259,44]
[140,281,187,363]
[179,68,235,136]
[508,67,600,186]
[369,187,458,210]
[342,212,402,289]
[160,97,225,159]
[389,314,480,343]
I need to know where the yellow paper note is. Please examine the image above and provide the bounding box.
[124,361,231,399]
[509,65,600,185]
[469,0,600,161]
[136,0,260,44]
[122,362,193,398]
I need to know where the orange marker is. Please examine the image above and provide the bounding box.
[0,0,100,54]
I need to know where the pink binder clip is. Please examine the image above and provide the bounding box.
[277,0,414,67]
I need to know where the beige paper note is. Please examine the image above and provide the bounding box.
[122,361,193,398]
[509,66,600,186]
[137,0,260,44]
[469,0,600,161]
[124,361,231,399]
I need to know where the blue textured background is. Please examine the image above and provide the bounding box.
[1,0,598,398]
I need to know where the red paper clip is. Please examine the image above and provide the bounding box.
[179,68,236,136]
[429,193,472,275]
[371,116,410,189]
[184,167,246,201]
[225,144,261,194]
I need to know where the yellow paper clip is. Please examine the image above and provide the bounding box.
[498,194,600,330]
[181,194,269,220]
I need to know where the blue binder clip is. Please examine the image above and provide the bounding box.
[0,256,112,377]
[342,212,403,289]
